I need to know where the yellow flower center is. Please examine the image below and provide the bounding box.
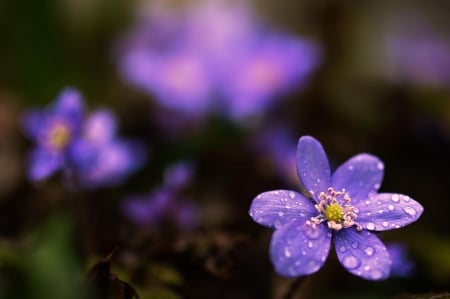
[325,202,344,222]
[49,124,71,149]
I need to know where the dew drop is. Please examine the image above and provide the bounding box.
[284,247,292,258]
[274,220,282,228]
[316,178,321,183]
[351,242,358,249]
[365,200,371,205]
[305,226,321,240]
[363,265,371,271]
[366,222,375,230]
[388,204,394,211]
[256,217,263,223]
[403,196,411,202]
[285,204,291,209]
[339,246,346,253]
[289,191,296,199]
[342,255,360,269]
[348,165,354,171]
[307,241,314,248]
[403,207,417,217]
[295,260,301,266]
[301,250,306,256]
[382,221,389,227]
[370,270,383,280]
[278,211,284,217]
[391,194,399,202]
[377,162,384,170]
[365,246,374,256]
[374,183,381,189]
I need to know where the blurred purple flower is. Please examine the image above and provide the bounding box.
[117,0,320,122]
[387,243,415,278]
[22,88,84,181]
[71,110,146,188]
[222,35,320,119]
[122,161,198,230]
[249,136,423,280]
[23,89,145,188]
[384,16,450,87]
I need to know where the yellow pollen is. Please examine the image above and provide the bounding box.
[325,203,344,222]
[49,125,71,149]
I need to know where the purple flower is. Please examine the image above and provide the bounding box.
[22,89,145,188]
[22,88,84,181]
[222,35,320,119]
[122,161,198,230]
[249,136,423,280]
[70,110,146,188]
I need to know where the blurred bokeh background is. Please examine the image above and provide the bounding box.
[1,0,450,298]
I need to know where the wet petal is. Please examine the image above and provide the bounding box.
[28,149,63,181]
[296,136,331,200]
[334,228,391,280]
[332,154,384,203]
[356,193,424,231]
[270,219,331,277]
[249,190,316,229]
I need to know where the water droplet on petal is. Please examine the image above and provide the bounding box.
[388,204,394,211]
[403,207,417,217]
[365,246,374,256]
[342,255,360,269]
[278,211,284,217]
[374,183,381,189]
[351,242,358,249]
[403,196,410,202]
[365,200,370,205]
[339,246,346,253]
[363,265,371,271]
[289,191,296,199]
[377,162,384,170]
[307,241,313,248]
[382,221,389,227]
[370,270,383,280]
[348,165,354,171]
[274,220,282,228]
[284,247,292,258]
[366,222,375,230]
[391,195,399,202]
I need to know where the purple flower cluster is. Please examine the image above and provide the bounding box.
[118,0,320,120]
[22,88,145,188]
[122,161,198,230]
[249,136,423,280]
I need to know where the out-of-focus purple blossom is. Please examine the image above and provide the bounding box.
[71,110,146,189]
[222,35,320,119]
[251,125,298,186]
[123,187,198,230]
[23,89,145,188]
[117,0,320,123]
[22,88,84,181]
[384,17,450,87]
[122,162,198,230]
[249,136,424,280]
[163,161,195,189]
[387,243,415,278]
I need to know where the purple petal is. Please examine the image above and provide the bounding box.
[83,110,117,144]
[270,219,331,277]
[249,190,316,229]
[53,88,85,127]
[296,136,331,200]
[332,154,384,203]
[356,193,424,231]
[28,149,63,181]
[334,228,391,280]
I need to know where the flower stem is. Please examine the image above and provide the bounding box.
[280,276,308,299]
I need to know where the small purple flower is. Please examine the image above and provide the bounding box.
[249,136,423,280]
[70,110,145,188]
[22,88,84,181]
[23,89,145,188]
[122,161,198,230]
